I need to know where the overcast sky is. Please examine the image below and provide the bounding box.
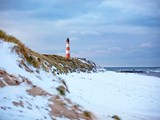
[0,0,160,67]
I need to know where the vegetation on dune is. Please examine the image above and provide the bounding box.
[0,30,41,68]
[56,85,66,96]
[83,111,93,119]
[0,29,97,74]
[43,54,96,73]
[112,115,121,120]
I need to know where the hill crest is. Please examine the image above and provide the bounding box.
[0,29,99,74]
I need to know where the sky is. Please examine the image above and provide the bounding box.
[0,0,160,67]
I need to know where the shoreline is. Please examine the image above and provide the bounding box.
[105,67,160,78]
[141,72,160,78]
[112,70,160,78]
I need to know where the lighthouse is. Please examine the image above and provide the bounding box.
[66,38,70,59]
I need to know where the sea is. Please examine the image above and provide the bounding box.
[104,67,160,78]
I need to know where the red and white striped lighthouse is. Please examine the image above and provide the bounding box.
[66,38,70,59]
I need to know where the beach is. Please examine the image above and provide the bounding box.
[60,71,160,120]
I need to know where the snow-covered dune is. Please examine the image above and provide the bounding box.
[0,38,97,119]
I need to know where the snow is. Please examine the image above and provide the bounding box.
[0,85,52,120]
[1,40,160,120]
[77,58,89,64]
[60,72,160,120]
[0,40,21,74]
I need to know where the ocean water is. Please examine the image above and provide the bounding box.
[104,67,160,78]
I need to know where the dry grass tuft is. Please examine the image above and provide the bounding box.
[0,29,41,68]
[56,85,66,96]
[112,115,121,120]
[83,111,94,120]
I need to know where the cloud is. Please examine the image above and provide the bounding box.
[71,47,122,58]
[69,37,78,41]
[99,0,160,17]
[130,42,153,50]
[139,43,152,48]
[107,47,122,54]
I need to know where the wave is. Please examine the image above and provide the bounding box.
[104,67,160,73]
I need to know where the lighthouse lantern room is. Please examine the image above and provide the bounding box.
[66,38,70,59]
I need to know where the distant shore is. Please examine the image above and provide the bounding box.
[116,71,160,78]
[141,72,160,78]
[105,67,160,78]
